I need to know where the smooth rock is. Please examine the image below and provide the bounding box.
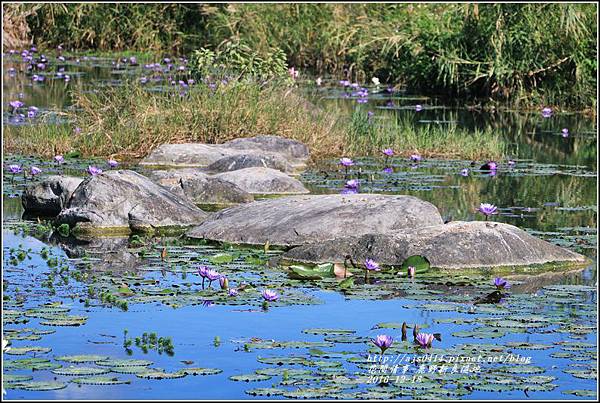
[21,176,83,216]
[139,135,310,169]
[139,143,229,167]
[222,135,309,165]
[212,167,309,195]
[282,221,587,268]
[56,170,207,235]
[149,169,253,206]
[206,153,295,174]
[187,194,444,246]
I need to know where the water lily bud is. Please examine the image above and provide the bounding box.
[219,276,229,290]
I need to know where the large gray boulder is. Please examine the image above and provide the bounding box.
[206,153,295,174]
[139,144,230,167]
[212,167,309,195]
[282,221,587,269]
[139,135,310,170]
[56,170,208,235]
[187,194,444,246]
[222,135,309,166]
[22,176,83,216]
[149,169,254,207]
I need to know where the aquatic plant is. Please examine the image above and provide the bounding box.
[371,334,393,355]
[261,289,279,302]
[494,277,511,290]
[410,154,422,162]
[477,203,498,220]
[542,107,553,118]
[344,179,359,190]
[107,159,119,168]
[87,166,102,176]
[30,166,41,178]
[415,332,435,349]
[54,155,64,164]
[205,269,221,288]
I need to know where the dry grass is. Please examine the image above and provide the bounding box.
[4,80,508,162]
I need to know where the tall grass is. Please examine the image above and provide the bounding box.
[5,3,595,108]
[4,81,507,162]
[346,110,507,160]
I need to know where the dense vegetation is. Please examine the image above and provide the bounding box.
[4,79,507,161]
[4,3,597,108]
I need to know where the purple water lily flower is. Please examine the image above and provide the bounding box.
[365,258,380,271]
[460,168,470,177]
[87,166,103,176]
[372,334,393,354]
[410,154,422,162]
[345,179,359,189]
[8,164,22,174]
[541,107,553,118]
[107,159,119,168]
[205,269,221,282]
[261,289,279,302]
[383,167,393,174]
[339,158,354,167]
[382,148,394,157]
[561,128,569,138]
[416,333,434,348]
[494,277,511,290]
[9,100,24,111]
[30,166,42,177]
[477,203,498,220]
[197,265,209,278]
[228,288,239,297]
[54,155,64,164]
[357,98,368,104]
[415,104,423,112]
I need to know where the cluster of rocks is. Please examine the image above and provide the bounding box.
[20,135,586,269]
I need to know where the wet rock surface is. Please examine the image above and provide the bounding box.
[21,176,84,216]
[282,221,587,268]
[187,194,444,246]
[206,153,295,174]
[149,169,254,206]
[139,135,310,170]
[212,167,309,195]
[56,170,207,235]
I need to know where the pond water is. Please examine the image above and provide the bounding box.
[2,51,598,399]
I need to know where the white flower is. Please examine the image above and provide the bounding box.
[371,77,380,86]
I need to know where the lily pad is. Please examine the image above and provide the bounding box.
[55,354,110,363]
[8,381,67,391]
[96,358,153,367]
[71,376,132,385]
[52,366,110,376]
[229,373,272,382]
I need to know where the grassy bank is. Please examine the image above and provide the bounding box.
[4,3,596,109]
[4,80,507,161]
